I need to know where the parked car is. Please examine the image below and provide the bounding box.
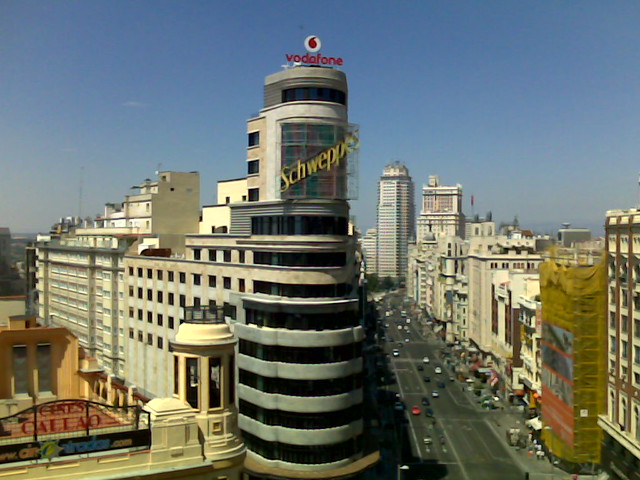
[423,356,430,364]
[411,405,421,415]
[423,375,431,382]
[421,396,430,406]
[423,435,433,445]
[424,407,434,417]
[432,390,440,398]
[417,365,424,371]
[392,349,399,357]
[437,381,445,388]
[435,366,442,374]
[394,401,405,411]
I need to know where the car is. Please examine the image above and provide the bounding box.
[394,401,405,411]
[449,375,455,382]
[404,338,410,343]
[397,325,403,330]
[435,366,442,374]
[432,390,440,398]
[421,396,430,406]
[392,349,399,357]
[423,375,431,382]
[411,405,421,415]
[424,407,434,417]
[423,435,432,445]
[422,356,430,364]
[437,381,445,388]
[417,364,424,371]
[397,342,403,348]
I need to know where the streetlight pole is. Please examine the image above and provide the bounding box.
[543,426,554,479]
[397,464,410,480]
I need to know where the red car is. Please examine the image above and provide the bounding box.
[411,405,421,415]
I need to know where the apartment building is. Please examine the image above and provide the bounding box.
[601,210,640,480]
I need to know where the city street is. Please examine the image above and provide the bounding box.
[373,294,551,480]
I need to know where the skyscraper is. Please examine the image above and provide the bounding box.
[376,162,414,279]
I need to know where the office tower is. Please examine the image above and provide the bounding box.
[601,209,640,480]
[375,162,414,279]
[416,175,464,241]
[361,228,377,274]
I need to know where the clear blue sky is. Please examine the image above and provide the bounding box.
[2,1,640,235]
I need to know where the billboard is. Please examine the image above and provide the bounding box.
[541,322,575,447]
[279,122,359,200]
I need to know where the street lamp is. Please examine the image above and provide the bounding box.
[397,464,410,480]
[543,426,554,479]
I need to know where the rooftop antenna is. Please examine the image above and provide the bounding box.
[78,166,84,219]
[155,163,163,175]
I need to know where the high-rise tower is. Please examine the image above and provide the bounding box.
[416,175,464,241]
[376,162,415,279]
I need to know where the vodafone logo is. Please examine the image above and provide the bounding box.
[285,36,343,67]
[305,35,321,53]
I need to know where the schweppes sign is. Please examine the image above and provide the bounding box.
[280,131,359,193]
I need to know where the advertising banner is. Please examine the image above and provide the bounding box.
[279,122,359,200]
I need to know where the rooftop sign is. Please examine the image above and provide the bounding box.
[285,35,343,66]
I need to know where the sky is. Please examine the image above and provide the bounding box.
[2,1,640,235]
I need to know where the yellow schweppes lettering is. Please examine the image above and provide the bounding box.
[280,132,359,193]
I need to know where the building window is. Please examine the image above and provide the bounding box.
[147,269,152,279]
[129,307,134,318]
[157,270,163,280]
[169,316,175,329]
[622,340,628,359]
[138,331,143,342]
[193,274,201,286]
[180,295,186,307]
[186,357,199,409]
[209,275,216,288]
[137,268,143,278]
[179,272,186,283]
[169,271,174,282]
[137,309,143,321]
[157,337,164,349]
[223,277,231,289]
[174,356,179,395]
[223,250,232,262]
[37,344,52,393]
[129,267,134,275]
[208,249,216,261]
[168,293,174,305]
[248,188,259,202]
[194,297,201,307]
[193,249,201,261]
[157,291,163,303]
[248,131,259,147]
[622,316,629,333]
[129,328,134,339]
[209,357,222,409]
[137,288,143,299]
[158,314,164,327]
[635,346,640,365]
[147,289,153,301]
[239,251,245,263]
[147,311,153,323]
[147,333,153,346]
[239,279,245,292]
[248,159,259,174]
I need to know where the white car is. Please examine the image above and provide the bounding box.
[432,390,440,398]
[435,366,442,374]
[392,349,400,357]
[423,357,430,364]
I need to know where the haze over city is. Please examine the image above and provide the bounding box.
[2,1,640,233]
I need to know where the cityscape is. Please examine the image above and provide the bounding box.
[2,3,640,480]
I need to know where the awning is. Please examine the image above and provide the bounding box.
[525,417,542,431]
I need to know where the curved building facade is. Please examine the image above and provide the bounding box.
[232,66,373,479]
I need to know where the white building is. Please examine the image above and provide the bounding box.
[361,228,377,275]
[375,162,414,279]
[416,175,464,242]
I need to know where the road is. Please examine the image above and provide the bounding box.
[376,295,527,480]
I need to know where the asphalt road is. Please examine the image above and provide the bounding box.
[377,297,527,480]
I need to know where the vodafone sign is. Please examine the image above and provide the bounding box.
[285,36,343,66]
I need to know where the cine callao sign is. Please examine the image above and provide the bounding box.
[280,131,359,193]
[285,35,344,66]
